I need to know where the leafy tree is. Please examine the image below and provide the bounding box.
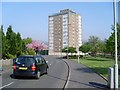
[0,25,3,59]
[26,40,48,55]
[68,47,77,55]
[79,42,91,53]
[88,36,101,56]
[16,32,22,56]
[62,47,77,56]
[21,41,27,54]
[0,25,6,58]
[21,37,32,55]
[98,40,107,56]
[80,36,106,56]
[106,24,120,57]
[22,37,32,45]
[9,32,17,55]
[6,25,14,55]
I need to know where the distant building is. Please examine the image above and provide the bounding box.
[118,1,120,25]
[48,9,82,55]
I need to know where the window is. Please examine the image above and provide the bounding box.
[41,57,45,64]
[15,57,35,65]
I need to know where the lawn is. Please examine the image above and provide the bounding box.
[71,56,120,87]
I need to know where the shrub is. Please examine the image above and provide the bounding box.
[80,55,83,58]
[6,54,16,59]
[26,48,36,55]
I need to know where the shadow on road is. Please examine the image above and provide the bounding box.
[74,67,96,74]
[48,74,108,89]
[68,80,108,89]
[89,82,108,89]
[10,74,45,80]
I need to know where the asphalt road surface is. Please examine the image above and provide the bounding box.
[1,56,108,89]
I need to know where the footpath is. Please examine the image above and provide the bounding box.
[0,59,12,72]
[64,59,108,89]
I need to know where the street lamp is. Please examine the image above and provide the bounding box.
[78,46,80,63]
[65,48,68,59]
[113,0,118,89]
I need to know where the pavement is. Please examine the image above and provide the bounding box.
[63,58,107,89]
[0,55,108,89]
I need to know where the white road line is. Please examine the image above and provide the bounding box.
[62,59,71,89]
[65,64,71,89]
[0,82,14,89]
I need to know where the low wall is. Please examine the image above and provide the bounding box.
[0,59,13,66]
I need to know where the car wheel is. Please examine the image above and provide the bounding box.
[35,71,40,79]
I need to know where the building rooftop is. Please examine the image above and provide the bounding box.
[49,9,77,17]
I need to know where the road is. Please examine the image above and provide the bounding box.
[1,56,108,89]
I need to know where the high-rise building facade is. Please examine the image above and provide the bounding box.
[48,9,82,55]
[118,1,120,25]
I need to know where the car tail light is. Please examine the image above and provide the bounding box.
[13,64,16,70]
[31,64,36,71]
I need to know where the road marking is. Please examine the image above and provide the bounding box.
[0,82,14,89]
[64,64,71,89]
[62,59,71,89]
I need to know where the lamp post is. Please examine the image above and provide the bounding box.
[113,0,118,89]
[78,46,80,63]
[66,48,68,59]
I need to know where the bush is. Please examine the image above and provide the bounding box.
[80,55,83,58]
[119,56,120,61]
[6,54,16,59]
[26,48,36,55]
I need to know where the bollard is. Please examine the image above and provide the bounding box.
[108,67,114,89]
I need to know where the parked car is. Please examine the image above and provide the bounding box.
[13,55,49,79]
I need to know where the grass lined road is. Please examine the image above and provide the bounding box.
[71,56,120,87]
[1,56,108,89]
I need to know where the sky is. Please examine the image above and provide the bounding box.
[2,2,116,42]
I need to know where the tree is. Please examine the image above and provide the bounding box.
[22,37,32,45]
[106,24,120,59]
[26,40,48,55]
[88,36,101,56]
[16,32,22,56]
[0,25,6,58]
[0,25,3,59]
[21,37,32,55]
[6,25,16,55]
[98,40,107,56]
[79,42,91,53]
[68,47,77,55]
[62,47,77,56]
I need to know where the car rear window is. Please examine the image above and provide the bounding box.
[15,57,35,65]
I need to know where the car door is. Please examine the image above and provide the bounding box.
[36,57,44,74]
[41,57,47,73]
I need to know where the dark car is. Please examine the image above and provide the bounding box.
[13,55,49,79]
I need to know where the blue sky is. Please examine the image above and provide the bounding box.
[2,2,114,42]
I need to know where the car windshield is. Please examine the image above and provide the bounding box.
[15,57,35,65]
